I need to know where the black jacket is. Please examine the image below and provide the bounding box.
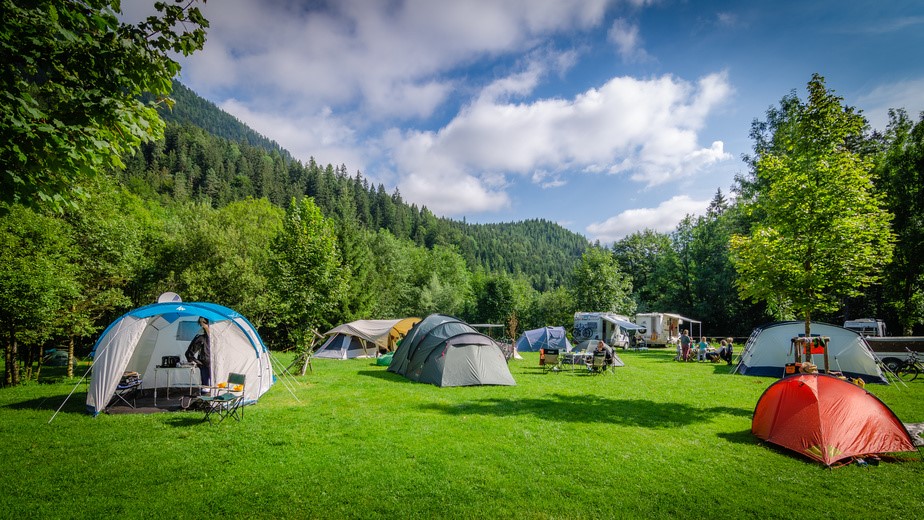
[185,333,210,367]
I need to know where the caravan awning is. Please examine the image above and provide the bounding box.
[601,315,646,331]
[662,313,701,326]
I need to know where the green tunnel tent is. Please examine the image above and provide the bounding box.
[388,314,515,387]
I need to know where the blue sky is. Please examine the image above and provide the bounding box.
[141,0,924,242]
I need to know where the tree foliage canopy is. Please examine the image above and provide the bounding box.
[0,0,208,212]
[730,74,894,331]
[571,247,635,315]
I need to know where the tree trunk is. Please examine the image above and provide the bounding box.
[67,335,75,379]
[10,329,20,386]
[3,329,11,387]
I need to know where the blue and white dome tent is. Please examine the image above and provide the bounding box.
[86,301,274,415]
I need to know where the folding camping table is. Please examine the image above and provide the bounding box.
[153,365,198,405]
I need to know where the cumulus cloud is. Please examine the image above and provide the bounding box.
[392,72,732,215]
[585,195,712,243]
[856,76,924,132]
[607,18,651,62]
[180,0,610,122]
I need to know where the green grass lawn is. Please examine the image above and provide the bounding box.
[1,349,921,519]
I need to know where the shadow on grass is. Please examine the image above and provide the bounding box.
[421,394,752,428]
[5,392,88,414]
[717,428,758,446]
[356,370,411,382]
[163,415,211,427]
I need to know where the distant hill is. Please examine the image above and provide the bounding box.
[132,81,589,289]
[161,81,293,161]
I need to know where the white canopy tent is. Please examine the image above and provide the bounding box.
[86,302,274,415]
[314,318,420,359]
[734,321,887,384]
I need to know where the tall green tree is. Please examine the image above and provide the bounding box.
[877,109,924,334]
[730,74,894,335]
[410,245,472,317]
[58,183,150,376]
[570,247,635,315]
[522,286,575,332]
[1,0,208,212]
[472,272,516,325]
[161,199,284,331]
[269,198,344,347]
[0,205,78,386]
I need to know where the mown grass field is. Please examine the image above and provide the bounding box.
[1,349,921,519]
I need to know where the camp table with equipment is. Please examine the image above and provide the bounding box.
[152,364,198,405]
[561,350,593,370]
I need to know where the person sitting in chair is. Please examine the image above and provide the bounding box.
[185,316,211,391]
[719,340,734,365]
[594,340,613,366]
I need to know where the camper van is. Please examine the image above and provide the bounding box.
[573,312,645,349]
[842,318,924,371]
[634,312,702,347]
[843,318,887,337]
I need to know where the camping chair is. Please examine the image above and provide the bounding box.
[543,349,561,373]
[588,352,607,375]
[201,373,246,424]
[110,372,143,408]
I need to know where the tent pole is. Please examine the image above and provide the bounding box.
[822,337,830,375]
[267,351,302,403]
[49,316,132,423]
[48,364,94,424]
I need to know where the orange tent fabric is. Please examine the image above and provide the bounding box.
[752,374,916,466]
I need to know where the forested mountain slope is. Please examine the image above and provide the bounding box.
[120,81,588,289]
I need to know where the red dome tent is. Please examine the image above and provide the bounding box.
[752,374,916,466]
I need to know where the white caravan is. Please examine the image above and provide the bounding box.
[634,312,702,346]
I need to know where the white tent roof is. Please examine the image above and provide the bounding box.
[86,302,274,415]
[734,321,886,384]
[322,318,420,349]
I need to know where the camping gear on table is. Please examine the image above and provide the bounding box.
[752,373,917,466]
[388,314,515,387]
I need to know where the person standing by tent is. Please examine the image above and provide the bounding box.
[679,329,692,362]
[185,317,211,389]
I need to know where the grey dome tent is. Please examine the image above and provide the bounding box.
[734,321,887,384]
[388,314,516,387]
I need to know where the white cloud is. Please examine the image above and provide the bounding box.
[394,130,511,214]
[181,0,610,122]
[856,77,924,132]
[219,100,366,172]
[391,71,732,215]
[607,18,651,62]
[585,195,712,243]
